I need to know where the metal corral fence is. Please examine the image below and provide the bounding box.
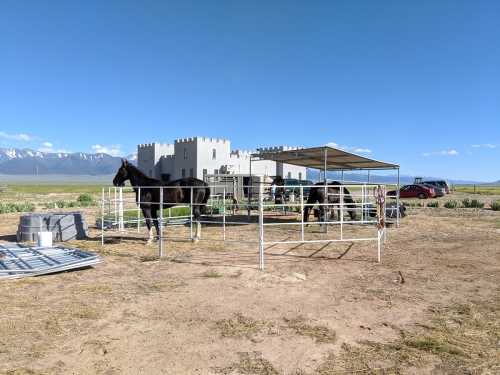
[99,182,400,270]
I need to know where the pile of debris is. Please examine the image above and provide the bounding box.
[0,243,101,280]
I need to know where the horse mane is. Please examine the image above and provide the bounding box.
[126,163,160,185]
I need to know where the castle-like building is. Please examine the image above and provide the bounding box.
[137,137,306,182]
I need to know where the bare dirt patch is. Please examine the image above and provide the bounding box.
[1,204,499,374]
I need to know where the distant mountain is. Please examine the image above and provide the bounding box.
[0,148,133,175]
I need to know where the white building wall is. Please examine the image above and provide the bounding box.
[228,151,251,174]
[195,137,231,178]
[173,138,199,179]
[279,163,307,180]
[257,146,307,180]
[137,143,174,178]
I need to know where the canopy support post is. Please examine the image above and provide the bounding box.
[322,148,328,233]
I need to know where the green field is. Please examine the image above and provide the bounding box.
[453,185,500,195]
[3,184,104,194]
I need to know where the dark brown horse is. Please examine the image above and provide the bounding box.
[303,181,357,223]
[112,160,210,242]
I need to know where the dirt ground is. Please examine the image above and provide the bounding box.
[0,201,499,374]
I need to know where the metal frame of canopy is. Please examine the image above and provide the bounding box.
[248,145,401,227]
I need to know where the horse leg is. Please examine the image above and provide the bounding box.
[303,206,310,226]
[319,199,329,233]
[151,206,160,242]
[189,204,200,241]
[330,198,338,221]
[142,206,154,244]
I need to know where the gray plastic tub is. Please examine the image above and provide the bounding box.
[17,212,89,242]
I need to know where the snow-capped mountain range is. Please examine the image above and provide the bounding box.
[0,147,136,175]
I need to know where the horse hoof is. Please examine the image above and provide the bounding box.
[192,237,200,243]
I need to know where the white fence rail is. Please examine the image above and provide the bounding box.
[99,183,399,269]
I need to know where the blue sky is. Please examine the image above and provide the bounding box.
[0,1,498,181]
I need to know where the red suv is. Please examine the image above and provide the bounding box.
[388,184,436,199]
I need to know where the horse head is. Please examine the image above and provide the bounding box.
[113,159,130,187]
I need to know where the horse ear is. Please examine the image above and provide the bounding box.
[122,159,128,166]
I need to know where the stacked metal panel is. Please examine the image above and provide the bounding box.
[0,243,101,280]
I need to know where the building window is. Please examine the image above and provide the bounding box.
[203,169,207,176]
[189,168,194,177]
[287,172,292,179]
[214,169,219,175]
[149,170,153,177]
[212,148,216,160]
[184,148,187,160]
[298,172,302,180]
[181,169,186,178]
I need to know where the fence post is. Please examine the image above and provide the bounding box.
[300,185,304,242]
[383,186,387,243]
[114,187,117,227]
[190,186,193,241]
[118,187,124,232]
[101,188,105,246]
[137,187,141,233]
[377,229,381,263]
[396,169,400,228]
[258,181,264,270]
[361,185,365,223]
[223,186,226,241]
[108,187,111,228]
[340,185,344,240]
[159,187,164,257]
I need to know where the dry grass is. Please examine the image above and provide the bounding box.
[70,305,100,320]
[213,352,279,375]
[284,317,336,344]
[215,313,274,339]
[312,298,500,374]
[0,369,49,375]
[137,280,185,293]
[77,285,113,294]
[139,254,160,262]
[201,269,223,278]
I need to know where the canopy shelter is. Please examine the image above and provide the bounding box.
[250,145,400,184]
[253,146,399,172]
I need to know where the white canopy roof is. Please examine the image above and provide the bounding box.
[254,146,399,171]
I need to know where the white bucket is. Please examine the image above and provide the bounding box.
[37,232,53,247]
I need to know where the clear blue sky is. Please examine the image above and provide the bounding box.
[0,1,498,181]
